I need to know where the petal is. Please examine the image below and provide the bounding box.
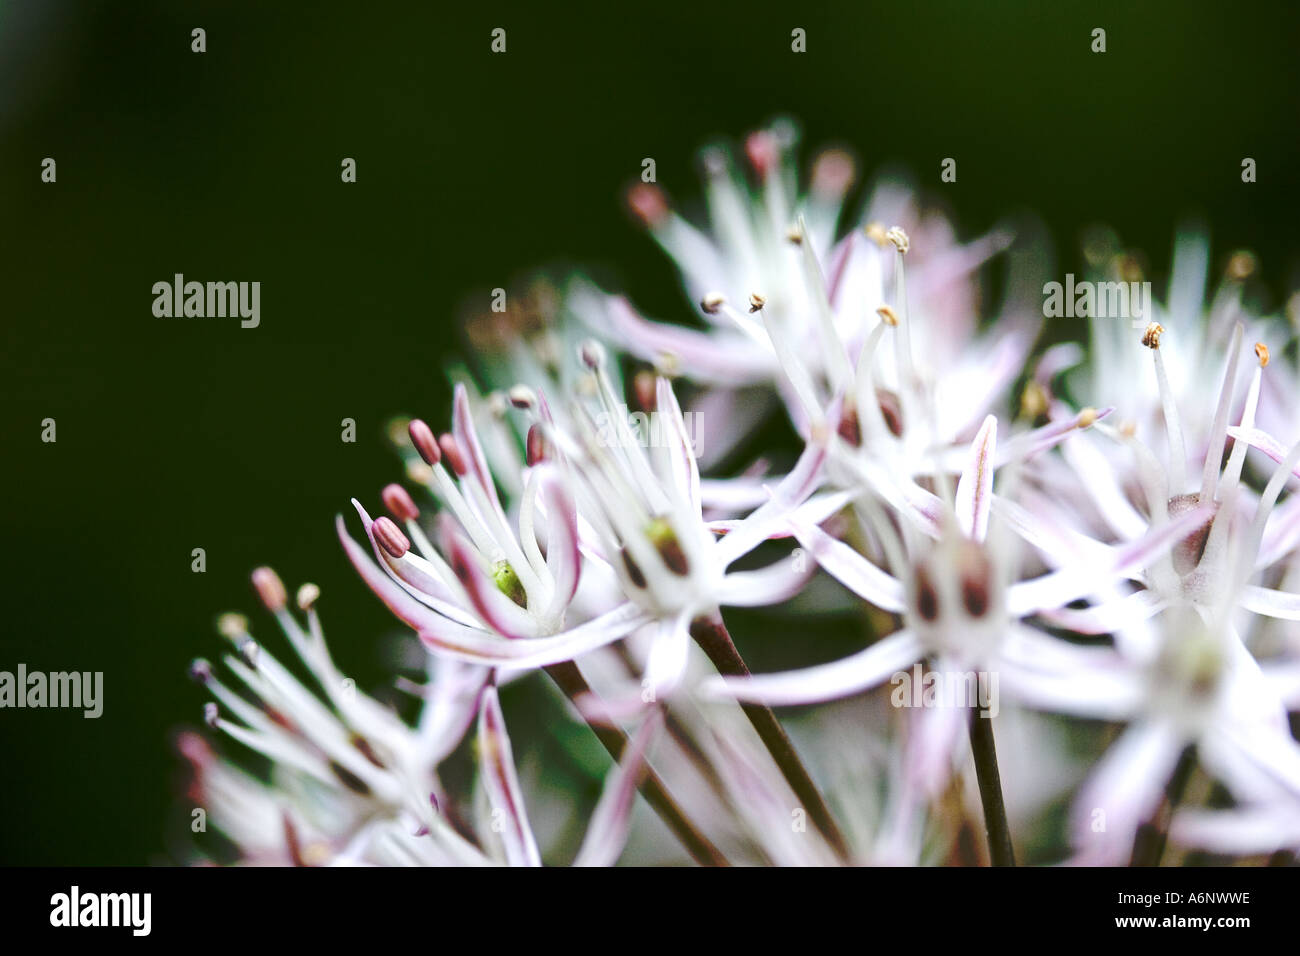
[706,630,922,706]
[714,438,827,566]
[1239,584,1300,621]
[453,383,506,519]
[477,686,541,867]
[419,602,649,669]
[573,710,665,867]
[441,518,540,639]
[954,415,996,543]
[787,517,905,612]
[717,554,815,607]
[1170,805,1300,855]
[1227,425,1300,480]
[1070,719,1185,865]
[1007,503,1217,617]
[337,513,492,644]
[536,466,582,619]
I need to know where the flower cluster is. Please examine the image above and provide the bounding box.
[182,122,1300,866]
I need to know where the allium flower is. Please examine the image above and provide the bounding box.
[176,123,1300,869]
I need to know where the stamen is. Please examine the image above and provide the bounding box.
[189,658,212,683]
[204,702,220,729]
[507,384,537,410]
[646,516,690,576]
[1141,322,1188,494]
[217,613,249,641]
[913,561,940,623]
[876,304,899,326]
[526,423,549,466]
[491,561,528,608]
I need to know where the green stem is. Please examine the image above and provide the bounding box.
[968,679,1015,867]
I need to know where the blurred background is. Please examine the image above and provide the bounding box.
[1,0,1297,863]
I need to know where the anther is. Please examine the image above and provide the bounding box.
[1255,342,1270,368]
[700,291,726,315]
[580,339,606,370]
[408,419,442,467]
[438,433,467,477]
[886,226,910,254]
[204,702,220,729]
[626,183,669,228]
[507,384,537,410]
[876,303,899,327]
[374,516,411,559]
[525,423,549,466]
[748,292,767,313]
[296,583,320,612]
[252,566,287,613]
[1141,322,1165,349]
[382,483,420,522]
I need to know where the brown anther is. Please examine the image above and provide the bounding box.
[1255,342,1270,368]
[525,423,549,466]
[507,384,536,410]
[877,388,904,437]
[408,419,441,466]
[836,405,862,447]
[621,549,647,589]
[957,543,993,618]
[1019,380,1049,422]
[634,370,657,412]
[373,516,411,559]
[382,483,419,522]
[748,293,767,313]
[1141,322,1165,349]
[1076,407,1099,428]
[913,562,940,623]
[786,224,804,245]
[700,291,726,315]
[876,303,899,327]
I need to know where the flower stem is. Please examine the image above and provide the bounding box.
[968,682,1015,866]
[542,661,729,866]
[689,612,851,861]
[1130,744,1196,867]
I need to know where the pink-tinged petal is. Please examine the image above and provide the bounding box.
[440,518,539,640]
[1070,719,1185,865]
[787,517,905,612]
[573,710,664,867]
[706,630,922,706]
[1035,589,1165,635]
[476,686,541,867]
[714,439,827,566]
[420,602,648,669]
[656,376,702,517]
[604,296,772,386]
[1007,504,1217,617]
[453,383,506,519]
[1256,495,1300,571]
[1227,426,1300,480]
[717,554,815,608]
[336,513,491,644]
[993,406,1113,467]
[421,659,492,766]
[1170,805,1300,855]
[954,415,996,543]
[535,466,581,619]
[350,500,479,627]
[1239,584,1300,621]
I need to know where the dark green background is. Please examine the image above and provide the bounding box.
[1,0,1296,864]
